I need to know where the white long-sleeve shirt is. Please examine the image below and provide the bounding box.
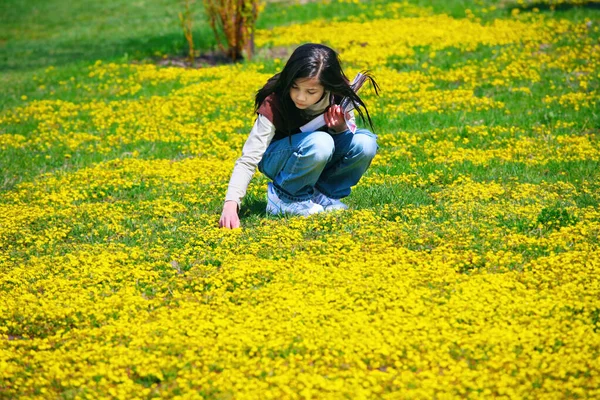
[224,93,355,208]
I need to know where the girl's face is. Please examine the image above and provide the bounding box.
[290,77,325,109]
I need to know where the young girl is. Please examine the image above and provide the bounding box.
[219,43,379,229]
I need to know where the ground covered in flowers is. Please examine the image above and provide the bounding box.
[1,0,599,398]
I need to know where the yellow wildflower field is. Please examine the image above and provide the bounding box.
[1,1,599,398]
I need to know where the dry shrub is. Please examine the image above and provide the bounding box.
[179,0,196,65]
[203,0,261,61]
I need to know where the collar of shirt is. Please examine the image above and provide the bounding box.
[305,91,332,116]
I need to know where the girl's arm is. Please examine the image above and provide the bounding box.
[220,115,275,228]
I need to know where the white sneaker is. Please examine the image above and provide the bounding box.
[312,188,348,211]
[266,182,324,216]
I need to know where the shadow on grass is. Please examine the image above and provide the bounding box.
[239,197,267,220]
[509,1,600,12]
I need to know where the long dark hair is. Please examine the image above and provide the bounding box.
[255,43,379,133]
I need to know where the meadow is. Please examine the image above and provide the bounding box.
[1,0,599,398]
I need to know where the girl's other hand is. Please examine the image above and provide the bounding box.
[219,201,240,229]
[324,105,348,133]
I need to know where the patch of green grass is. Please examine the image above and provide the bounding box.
[0,140,188,193]
[353,183,434,210]
[389,44,500,73]
[448,160,600,187]
[0,0,213,71]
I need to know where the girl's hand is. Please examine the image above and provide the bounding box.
[324,105,348,133]
[219,201,240,229]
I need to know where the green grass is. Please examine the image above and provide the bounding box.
[2,0,597,102]
[1,0,599,210]
[0,0,207,70]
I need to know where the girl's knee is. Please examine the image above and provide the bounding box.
[353,131,378,159]
[302,131,335,162]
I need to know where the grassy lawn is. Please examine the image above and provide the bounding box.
[1,0,599,398]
